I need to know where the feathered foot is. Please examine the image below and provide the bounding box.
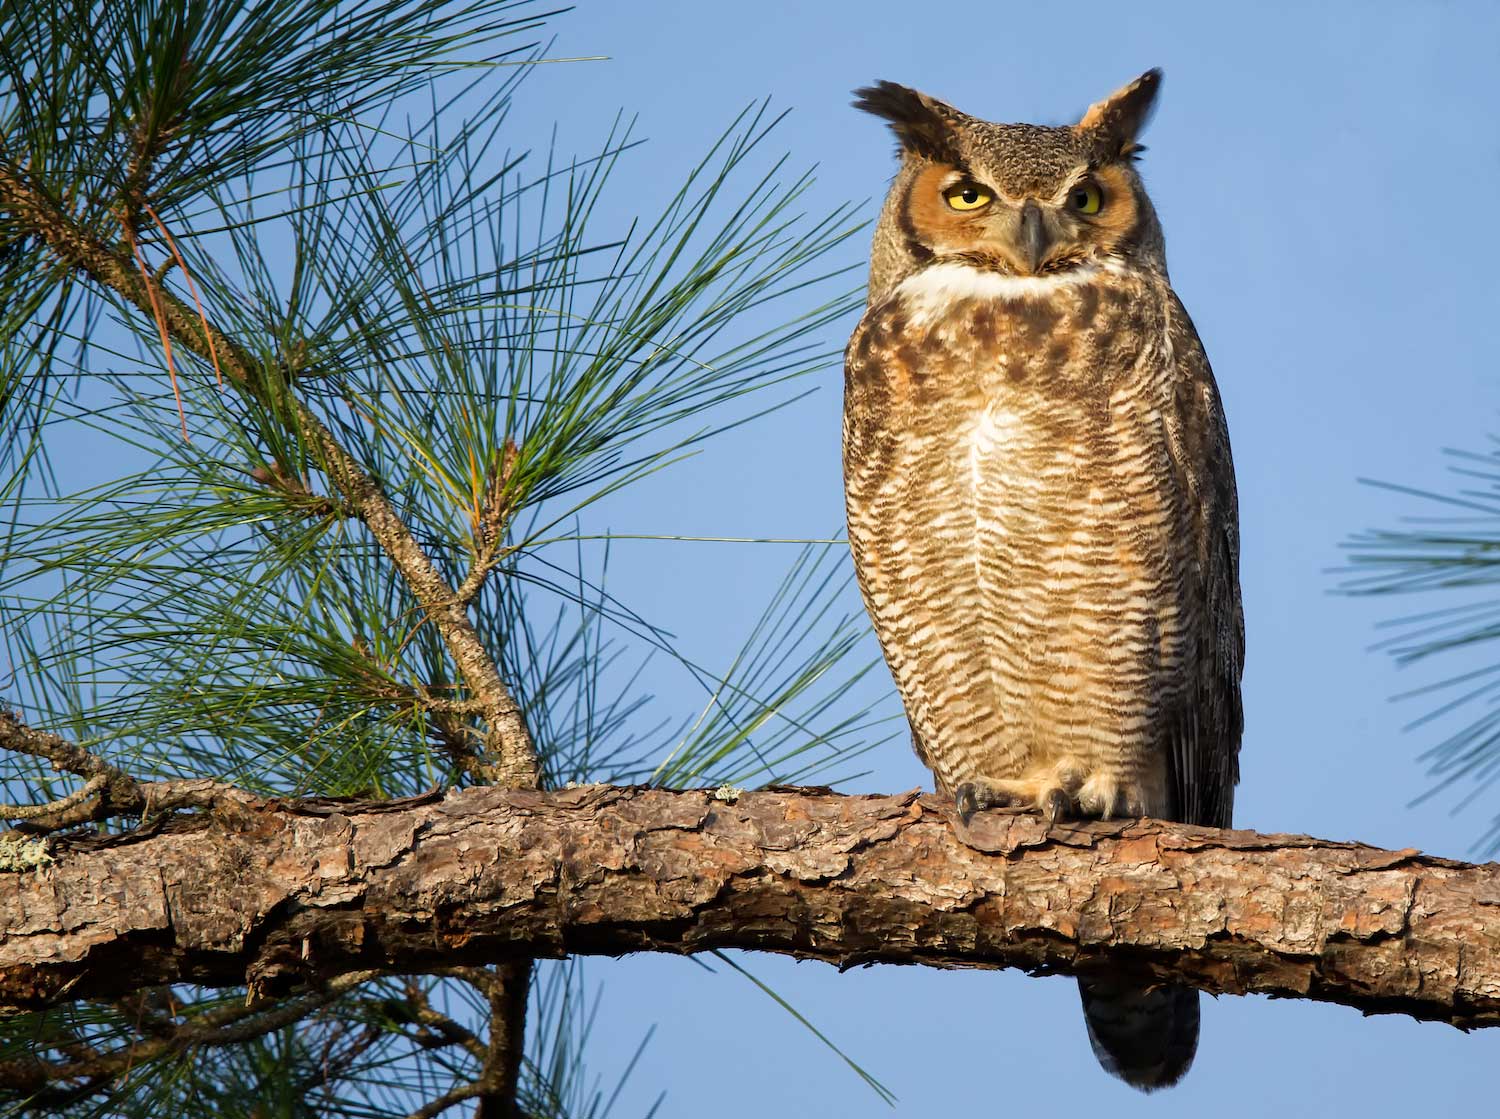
[953,778,1072,828]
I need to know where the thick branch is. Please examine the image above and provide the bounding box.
[0,786,1495,1028]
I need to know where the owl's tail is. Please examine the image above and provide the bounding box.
[1076,977,1199,1092]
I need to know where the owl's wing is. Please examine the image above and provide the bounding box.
[1166,294,1244,829]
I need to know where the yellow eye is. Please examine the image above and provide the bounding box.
[1068,181,1104,215]
[943,182,993,211]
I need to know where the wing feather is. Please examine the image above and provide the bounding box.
[1165,294,1243,829]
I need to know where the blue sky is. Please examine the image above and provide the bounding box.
[497,3,1500,1115]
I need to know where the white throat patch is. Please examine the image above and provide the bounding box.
[896,261,1108,323]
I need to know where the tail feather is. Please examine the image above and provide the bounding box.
[1077,978,1199,1092]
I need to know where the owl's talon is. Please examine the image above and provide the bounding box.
[954,780,1074,828]
[1040,787,1070,829]
[953,780,1027,825]
[954,783,981,826]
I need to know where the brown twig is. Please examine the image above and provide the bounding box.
[0,708,113,780]
[403,1082,484,1119]
[0,773,108,821]
[0,707,263,828]
[380,981,487,1062]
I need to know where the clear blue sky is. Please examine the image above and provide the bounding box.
[494,2,1500,1115]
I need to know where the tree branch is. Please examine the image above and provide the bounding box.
[0,785,1494,1029]
[0,167,537,788]
[479,959,530,1119]
[0,969,382,1100]
[0,708,260,829]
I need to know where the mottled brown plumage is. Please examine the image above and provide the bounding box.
[843,70,1243,1091]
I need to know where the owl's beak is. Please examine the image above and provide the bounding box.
[1018,200,1050,274]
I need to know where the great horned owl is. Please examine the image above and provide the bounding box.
[842,70,1243,1091]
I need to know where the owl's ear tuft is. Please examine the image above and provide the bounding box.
[853,81,964,163]
[1076,69,1162,159]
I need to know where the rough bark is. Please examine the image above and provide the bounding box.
[1,785,1496,1029]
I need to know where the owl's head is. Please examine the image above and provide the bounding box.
[856,71,1165,301]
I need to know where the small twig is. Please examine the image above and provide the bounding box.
[135,777,263,818]
[0,708,113,778]
[403,1082,483,1119]
[453,556,495,609]
[0,773,107,822]
[413,687,487,718]
[458,438,522,609]
[380,981,487,1062]
[0,708,261,830]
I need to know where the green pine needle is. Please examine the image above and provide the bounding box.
[1340,437,1500,851]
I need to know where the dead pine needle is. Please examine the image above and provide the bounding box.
[122,215,190,442]
[144,201,224,388]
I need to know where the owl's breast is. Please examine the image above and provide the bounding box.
[847,262,1163,414]
[842,262,1196,798]
[844,264,1173,505]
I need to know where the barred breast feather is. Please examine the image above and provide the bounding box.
[843,260,1241,828]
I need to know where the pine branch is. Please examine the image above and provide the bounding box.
[0,164,539,788]
[479,959,531,1119]
[0,969,382,1104]
[1340,439,1500,852]
[0,784,1493,1031]
[0,706,260,828]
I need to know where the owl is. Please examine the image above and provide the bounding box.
[842,70,1243,1091]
